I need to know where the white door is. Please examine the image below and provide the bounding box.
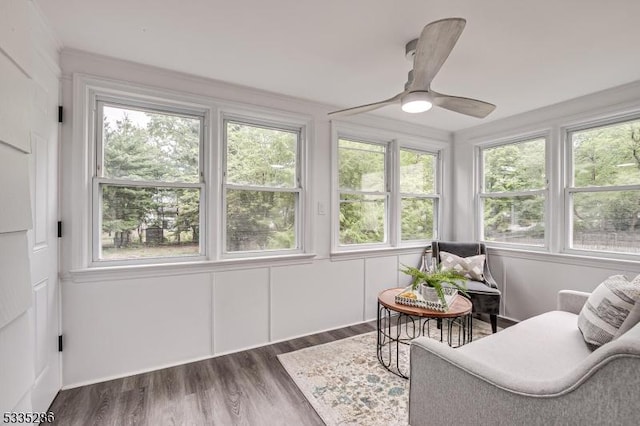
[29,78,61,413]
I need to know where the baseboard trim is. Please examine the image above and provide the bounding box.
[61,318,375,390]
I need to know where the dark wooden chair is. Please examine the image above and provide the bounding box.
[428,241,501,333]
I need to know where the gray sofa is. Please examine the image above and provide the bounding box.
[409,290,640,425]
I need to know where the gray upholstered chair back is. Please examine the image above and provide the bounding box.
[432,241,486,259]
[432,241,496,288]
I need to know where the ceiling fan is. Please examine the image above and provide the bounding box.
[328,18,496,119]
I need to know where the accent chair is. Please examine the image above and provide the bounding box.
[431,241,501,333]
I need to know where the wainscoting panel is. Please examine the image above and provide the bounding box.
[213,268,270,354]
[61,274,212,387]
[270,259,364,341]
[397,251,423,285]
[0,0,31,76]
[31,133,49,248]
[33,279,48,376]
[0,232,32,329]
[0,52,32,153]
[0,312,35,414]
[364,256,399,320]
[0,144,32,234]
[494,254,631,321]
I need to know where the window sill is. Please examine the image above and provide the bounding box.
[64,253,317,283]
[330,245,425,261]
[487,246,640,271]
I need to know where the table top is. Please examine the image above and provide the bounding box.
[378,287,472,318]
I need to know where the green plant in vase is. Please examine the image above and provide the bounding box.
[400,264,469,308]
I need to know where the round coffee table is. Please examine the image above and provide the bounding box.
[377,287,473,379]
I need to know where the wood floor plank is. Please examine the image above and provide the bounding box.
[48,321,377,425]
[48,317,511,425]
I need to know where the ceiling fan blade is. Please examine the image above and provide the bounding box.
[328,92,406,117]
[409,18,466,91]
[431,91,496,118]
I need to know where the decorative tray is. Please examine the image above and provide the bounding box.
[395,285,458,312]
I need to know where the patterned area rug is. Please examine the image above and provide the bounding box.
[278,319,495,426]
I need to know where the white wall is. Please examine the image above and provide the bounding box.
[58,49,441,387]
[453,81,640,321]
[0,0,60,414]
[57,30,640,389]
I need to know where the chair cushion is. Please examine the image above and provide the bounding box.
[464,279,501,295]
[578,274,640,349]
[445,280,501,314]
[439,250,485,281]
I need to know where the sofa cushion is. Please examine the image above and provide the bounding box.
[439,251,485,281]
[458,311,591,382]
[578,274,640,349]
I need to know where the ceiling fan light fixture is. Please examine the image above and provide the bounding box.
[327,18,495,119]
[401,92,432,113]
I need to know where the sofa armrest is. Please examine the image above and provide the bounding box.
[409,332,640,426]
[410,332,639,397]
[557,290,590,314]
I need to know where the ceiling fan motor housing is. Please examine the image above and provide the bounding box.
[404,70,415,91]
[405,38,419,60]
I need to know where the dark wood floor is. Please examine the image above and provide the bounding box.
[48,315,514,426]
[48,322,377,426]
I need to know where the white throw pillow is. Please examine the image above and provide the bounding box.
[578,274,640,349]
[439,251,485,281]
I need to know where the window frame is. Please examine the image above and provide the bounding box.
[476,134,550,249]
[73,75,316,273]
[398,147,441,244]
[221,114,306,258]
[331,123,444,253]
[91,95,208,266]
[563,114,640,258]
[336,136,391,249]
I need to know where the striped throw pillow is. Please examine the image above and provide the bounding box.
[439,251,485,281]
[578,275,640,349]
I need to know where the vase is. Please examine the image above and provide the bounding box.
[421,284,440,303]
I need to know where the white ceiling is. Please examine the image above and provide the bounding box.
[35,0,640,132]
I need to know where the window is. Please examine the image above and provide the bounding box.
[80,77,313,268]
[479,137,546,246]
[567,118,640,254]
[337,139,388,245]
[223,119,302,254]
[95,100,204,261]
[335,134,440,249]
[400,149,438,242]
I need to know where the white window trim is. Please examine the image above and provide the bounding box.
[71,75,214,269]
[397,146,441,245]
[336,136,390,250]
[220,113,308,258]
[475,132,551,251]
[91,96,208,266]
[562,113,640,260]
[330,121,446,253]
[70,74,314,271]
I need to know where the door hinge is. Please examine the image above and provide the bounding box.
[57,221,62,238]
[58,106,63,123]
[58,335,63,352]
